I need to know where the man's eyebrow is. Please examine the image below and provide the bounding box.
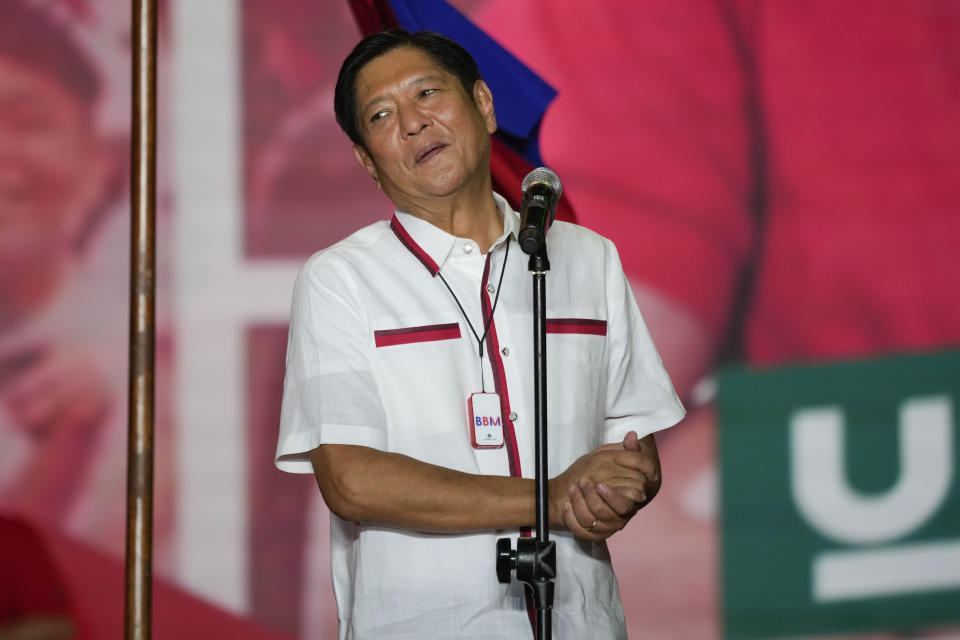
[360,93,389,118]
[409,74,446,88]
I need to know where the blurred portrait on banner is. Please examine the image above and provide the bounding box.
[0,0,176,624]
[0,0,132,544]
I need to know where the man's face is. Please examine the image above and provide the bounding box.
[351,46,497,208]
[0,55,106,268]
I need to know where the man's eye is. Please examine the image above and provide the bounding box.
[370,110,388,123]
[419,88,436,98]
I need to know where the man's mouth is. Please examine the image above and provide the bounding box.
[0,188,33,221]
[0,170,34,217]
[415,142,446,164]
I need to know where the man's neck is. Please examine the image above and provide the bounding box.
[394,181,504,253]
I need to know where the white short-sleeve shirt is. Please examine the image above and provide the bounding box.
[276,193,685,639]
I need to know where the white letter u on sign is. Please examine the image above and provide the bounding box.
[790,395,953,545]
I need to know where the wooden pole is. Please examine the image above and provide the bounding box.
[126,1,157,638]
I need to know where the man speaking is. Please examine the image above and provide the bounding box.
[275,30,685,639]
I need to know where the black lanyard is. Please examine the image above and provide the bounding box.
[436,237,511,392]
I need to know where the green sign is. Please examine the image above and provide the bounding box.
[719,350,960,639]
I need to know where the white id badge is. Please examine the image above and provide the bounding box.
[468,392,504,449]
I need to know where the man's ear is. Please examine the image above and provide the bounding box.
[353,144,381,188]
[473,79,497,135]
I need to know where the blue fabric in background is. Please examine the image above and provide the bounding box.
[388,0,556,166]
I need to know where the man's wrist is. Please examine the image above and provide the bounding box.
[546,476,569,527]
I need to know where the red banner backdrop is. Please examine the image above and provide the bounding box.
[1,0,958,638]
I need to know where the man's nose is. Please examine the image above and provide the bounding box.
[399,105,430,137]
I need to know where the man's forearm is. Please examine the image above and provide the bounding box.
[310,440,652,534]
[311,444,548,532]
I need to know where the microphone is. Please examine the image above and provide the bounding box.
[518,167,562,256]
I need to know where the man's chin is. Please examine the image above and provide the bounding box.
[421,170,487,199]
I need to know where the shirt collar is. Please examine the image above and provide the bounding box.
[391,192,519,277]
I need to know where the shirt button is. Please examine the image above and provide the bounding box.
[508,411,518,421]
[486,283,496,294]
[501,346,510,357]
[462,244,473,254]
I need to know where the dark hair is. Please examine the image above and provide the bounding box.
[0,0,101,105]
[334,29,482,146]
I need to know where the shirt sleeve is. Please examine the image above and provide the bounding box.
[601,240,686,443]
[0,517,71,621]
[275,255,387,473]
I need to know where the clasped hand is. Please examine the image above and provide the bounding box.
[549,431,660,541]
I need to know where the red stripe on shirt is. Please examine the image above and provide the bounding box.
[481,253,523,479]
[390,215,440,276]
[374,323,461,347]
[546,318,607,335]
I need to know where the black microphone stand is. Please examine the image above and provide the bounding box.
[497,235,556,640]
